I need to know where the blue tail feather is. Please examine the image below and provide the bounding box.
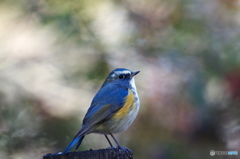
[64,136,84,153]
[75,135,85,150]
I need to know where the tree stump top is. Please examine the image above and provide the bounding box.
[43,147,133,159]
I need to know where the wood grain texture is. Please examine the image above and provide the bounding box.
[43,147,133,159]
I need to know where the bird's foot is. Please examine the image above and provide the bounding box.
[117,146,132,153]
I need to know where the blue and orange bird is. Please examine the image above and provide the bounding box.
[64,68,140,153]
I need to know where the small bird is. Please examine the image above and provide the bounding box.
[64,68,140,153]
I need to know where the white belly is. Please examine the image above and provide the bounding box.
[111,102,139,133]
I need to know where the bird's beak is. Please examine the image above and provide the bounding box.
[131,71,140,77]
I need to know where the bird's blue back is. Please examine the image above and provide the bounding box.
[82,83,128,128]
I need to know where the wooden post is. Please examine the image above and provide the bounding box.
[43,147,133,159]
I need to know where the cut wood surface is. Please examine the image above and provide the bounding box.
[43,147,133,159]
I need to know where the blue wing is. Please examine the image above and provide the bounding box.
[64,84,128,153]
[82,83,128,129]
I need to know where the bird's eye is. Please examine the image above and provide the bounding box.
[118,74,124,79]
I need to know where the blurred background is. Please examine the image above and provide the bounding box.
[1,0,240,159]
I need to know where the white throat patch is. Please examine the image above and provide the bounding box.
[130,77,137,91]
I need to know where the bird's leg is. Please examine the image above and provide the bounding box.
[109,133,132,153]
[104,135,113,147]
[109,133,121,148]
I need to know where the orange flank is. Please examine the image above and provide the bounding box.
[113,89,135,118]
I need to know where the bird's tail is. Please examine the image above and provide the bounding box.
[64,135,85,153]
